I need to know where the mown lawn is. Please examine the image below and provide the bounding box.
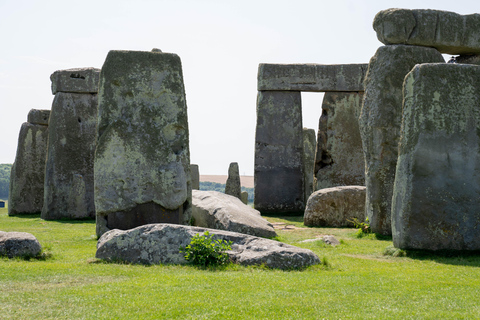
[1,208,480,319]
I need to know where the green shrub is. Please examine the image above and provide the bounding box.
[348,217,371,238]
[180,231,232,267]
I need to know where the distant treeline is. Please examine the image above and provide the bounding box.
[0,164,12,199]
[199,181,254,203]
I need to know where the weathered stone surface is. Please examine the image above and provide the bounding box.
[374,9,480,55]
[190,164,200,190]
[300,235,340,246]
[95,50,191,238]
[50,68,100,95]
[225,162,241,199]
[258,64,367,92]
[42,92,97,220]
[359,45,444,235]
[303,128,316,203]
[240,191,248,204]
[392,63,480,251]
[96,224,319,269]
[0,231,41,258]
[27,109,50,125]
[254,91,304,213]
[192,190,276,238]
[452,55,480,65]
[315,92,365,190]
[304,186,366,227]
[8,111,49,216]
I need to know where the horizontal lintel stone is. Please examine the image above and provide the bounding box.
[257,63,367,92]
[50,67,101,94]
[27,109,50,126]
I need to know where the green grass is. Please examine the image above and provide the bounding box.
[2,208,480,319]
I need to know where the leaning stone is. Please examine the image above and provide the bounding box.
[95,50,191,238]
[254,91,304,214]
[50,67,100,95]
[240,191,249,205]
[190,164,200,190]
[192,190,276,238]
[42,92,97,220]
[96,224,319,269]
[0,231,41,258]
[304,186,366,227]
[225,162,241,199]
[8,110,49,215]
[315,92,365,190]
[27,109,50,125]
[359,45,444,235]
[257,64,367,92]
[392,63,480,251]
[303,128,316,203]
[374,9,480,55]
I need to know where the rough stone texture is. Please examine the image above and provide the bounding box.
[96,224,319,269]
[303,128,316,203]
[8,110,49,215]
[190,164,200,190]
[41,92,97,220]
[392,63,480,251]
[258,64,367,92]
[240,191,248,204]
[27,109,50,125]
[50,68,100,95]
[192,190,276,238]
[95,50,191,238]
[301,235,340,246]
[359,45,444,235]
[0,231,41,258]
[254,91,304,213]
[225,162,241,199]
[315,92,365,190]
[454,55,480,65]
[304,186,366,227]
[374,9,480,55]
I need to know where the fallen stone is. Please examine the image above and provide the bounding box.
[303,128,316,203]
[254,90,304,213]
[96,224,320,269]
[392,63,480,251]
[225,162,241,199]
[374,8,480,55]
[8,110,49,215]
[190,164,200,190]
[95,50,191,238]
[192,190,276,238]
[258,64,367,92]
[315,92,365,190]
[0,231,42,258]
[300,235,340,246]
[50,67,100,94]
[304,186,366,228]
[359,45,444,235]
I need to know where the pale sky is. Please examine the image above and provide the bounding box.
[0,0,477,175]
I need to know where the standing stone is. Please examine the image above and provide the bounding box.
[315,92,365,190]
[95,50,191,238]
[359,45,444,235]
[373,9,480,55]
[190,164,200,190]
[254,91,304,214]
[42,74,99,220]
[8,109,50,215]
[240,191,249,205]
[303,128,316,203]
[225,162,241,199]
[393,63,480,250]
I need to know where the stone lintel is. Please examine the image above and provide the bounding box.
[50,67,101,94]
[27,109,50,126]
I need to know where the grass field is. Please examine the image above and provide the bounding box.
[2,207,480,319]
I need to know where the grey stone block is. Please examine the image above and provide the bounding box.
[27,109,50,125]
[50,67,100,94]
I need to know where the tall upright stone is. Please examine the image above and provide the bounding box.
[42,68,100,220]
[190,164,200,190]
[254,91,304,213]
[359,45,444,235]
[225,162,241,199]
[8,109,50,215]
[95,49,191,238]
[393,63,480,250]
[315,92,365,190]
[303,128,316,203]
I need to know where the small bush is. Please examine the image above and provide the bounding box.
[348,217,371,238]
[180,231,232,267]
[383,245,406,257]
